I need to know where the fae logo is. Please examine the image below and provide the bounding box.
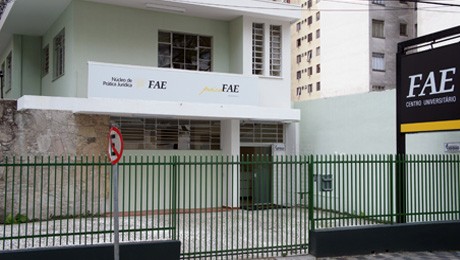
[407,67,456,98]
[199,83,241,95]
[148,80,167,89]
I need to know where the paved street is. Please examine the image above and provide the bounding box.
[258,251,460,259]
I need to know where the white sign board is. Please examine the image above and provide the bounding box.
[445,142,460,153]
[88,62,259,105]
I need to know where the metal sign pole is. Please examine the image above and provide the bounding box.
[113,163,120,260]
[108,125,123,260]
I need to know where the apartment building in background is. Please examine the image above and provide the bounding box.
[417,0,460,36]
[291,0,417,101]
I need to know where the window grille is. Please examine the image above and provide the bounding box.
[269,25,282,76]
[252,23,264,75]
[112,117,221,150]
[240,122,284,143]
[53,29,65,79]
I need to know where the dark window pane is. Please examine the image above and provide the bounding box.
[172,48,184,62]
[158,32,171,43]
[200,36,211,47]
[158,56,170,67]
[199,48,211,60]
[173,34,185,47]
[185,49,197,64]
[199,60,211,71]
[158,43,171,56]
[185,35,197,48]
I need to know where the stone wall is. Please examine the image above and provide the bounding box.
[0,100,111,222]
[0,100,110,157]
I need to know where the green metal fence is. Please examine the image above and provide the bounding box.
[1,154,459,258]
[0,155,309,259]
[309,154,460,231]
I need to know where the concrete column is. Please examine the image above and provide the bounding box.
[221,119,240,208]
[285,122,299,155]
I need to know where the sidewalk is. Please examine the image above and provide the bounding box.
[257,251,460,259]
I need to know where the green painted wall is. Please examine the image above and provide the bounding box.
[20,36,42,96]
[229,17,244,74]
[41,1,76,97]
[295,90,460,154]
[72,0,232,97]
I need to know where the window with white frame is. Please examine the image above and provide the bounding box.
[372,53,385,71]
[270,25,282,77]
[112,117,220,150]
[252,23,264,75]
[53,29,65,79]
[240,122,284,143]
[158,31,212,71]
[372,20,384,38]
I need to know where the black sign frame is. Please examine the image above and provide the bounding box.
[396,25,460,223]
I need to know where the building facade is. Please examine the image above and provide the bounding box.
[0,0,301,158]
[291,0,416,101]
[417,0,460,36]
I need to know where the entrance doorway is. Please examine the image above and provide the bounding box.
[240,146,273,209]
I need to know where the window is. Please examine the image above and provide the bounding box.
[240,122,284,143]
[296,22,301,31]
[307,16,313,25]
[42,45,49,76]
[307,0,312,8]
[316,81,321,91]
[400,23,408,36]
[296,70,301,80]
[252,23,264,75]
[53,29,65,79]
[372,0,384,5]
[307,50,312,62]
[296,54,301,63]
[5,52,11,93]
[307,33,313,42]
[316,12,320,21]
[270,25,282,77]
[296,38,301,47]
[316,64,321,73]
[372,85,385,91]
[307,84,312,93]
[316,46,321,56]
[113,117,220,150]
[316,29,320,39]
[372,53,385,71]
[296,86,302,96]
[307,66,313,76]
[372,20,384,38]
[158,31,212,71]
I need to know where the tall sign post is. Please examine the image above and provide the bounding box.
[108,126,124,260]
[397,25,460,223]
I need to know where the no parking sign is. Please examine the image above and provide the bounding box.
[108,126,124,165]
